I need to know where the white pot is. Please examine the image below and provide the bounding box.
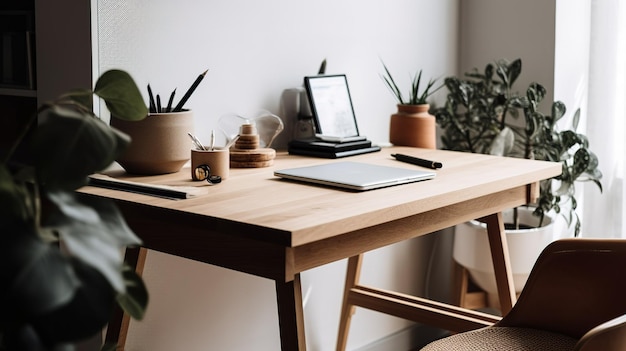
[452,207,555,296]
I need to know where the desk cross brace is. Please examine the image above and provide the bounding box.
[336,212,514,351]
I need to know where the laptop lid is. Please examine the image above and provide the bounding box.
[274,161,436,191]
[304,74,366,142]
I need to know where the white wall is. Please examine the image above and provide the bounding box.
[554,0,590,114]
[96,1,459,350]
[97,0,458,148]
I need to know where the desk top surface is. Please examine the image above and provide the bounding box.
[80,147,561,247]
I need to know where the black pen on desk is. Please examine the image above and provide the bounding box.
[391,153,443,169]
[166,88,176,112]
[173,69,208,112]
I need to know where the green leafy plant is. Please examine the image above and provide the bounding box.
[381,61,441,105]
[435,58,602,236]
[0,70,149,350]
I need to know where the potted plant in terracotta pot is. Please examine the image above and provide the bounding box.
[435,58,603,306]
[381,62,441,149]
[0,70,149,350]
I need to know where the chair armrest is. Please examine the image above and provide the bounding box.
[575,314,626,351]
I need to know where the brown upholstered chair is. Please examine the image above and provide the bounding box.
[421,238,626,351]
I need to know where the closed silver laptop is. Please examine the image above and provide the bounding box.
[274,161,436,191]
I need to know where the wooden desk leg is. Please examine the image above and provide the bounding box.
[276,273,307,351]
[336,254,364,351]
[482,212,516,314]
[105,246,148,350]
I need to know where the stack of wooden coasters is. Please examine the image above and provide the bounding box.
[229,123,276,168]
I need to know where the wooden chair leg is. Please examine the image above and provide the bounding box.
[336,254,364,351]
[453,260,469,308]
[453,261,487,310]
[105,247,148,350]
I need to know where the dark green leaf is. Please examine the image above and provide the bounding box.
[586,150,600,171]
[45,192,142,293]
[524,111,540,139]
[381,62,405,105]
[574,216,581,237]
[33,105,131,191]
[116,264,149,320]
[508,59,522,87]
[448,78,471,107]
[30,258,116,344]
[1,324,48,350]
[552,101,566,124]
[484,63,494,80]
[571,108,581,131]
[0,165,33,226]
[0,224,79,317]
[526,83,546,104]
[572,148,591,179]
[495,61,509,87]
[560,130,580,150]
[94,70,148,121]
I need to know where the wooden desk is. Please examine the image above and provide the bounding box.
[80,147,560,351]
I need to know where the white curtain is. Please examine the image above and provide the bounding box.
[582,0,626,238]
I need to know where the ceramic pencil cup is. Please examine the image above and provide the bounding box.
[111,110,194,175]
[191,147,230,181]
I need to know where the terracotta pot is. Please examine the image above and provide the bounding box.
[389,104,436,148]
[110,110,194,175]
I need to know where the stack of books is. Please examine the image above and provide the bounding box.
[288,138,381,159]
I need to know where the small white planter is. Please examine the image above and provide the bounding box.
[453,208,555,296]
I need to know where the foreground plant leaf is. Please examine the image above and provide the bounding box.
[95,70,148,121]
[31,258,116,345]
[0,224,79,318]
[0,165,33,225]
[45,192,142,293]
[116,264,149,320]
[33,105,131,191]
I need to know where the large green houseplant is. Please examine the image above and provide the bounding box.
[436,58,604,305]
[0,70,149,350]
[435,58,602,236]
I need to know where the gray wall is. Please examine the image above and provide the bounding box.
[459,0,556,107]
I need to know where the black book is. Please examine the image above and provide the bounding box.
[288,145,381,159]
[288,139,372,153]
